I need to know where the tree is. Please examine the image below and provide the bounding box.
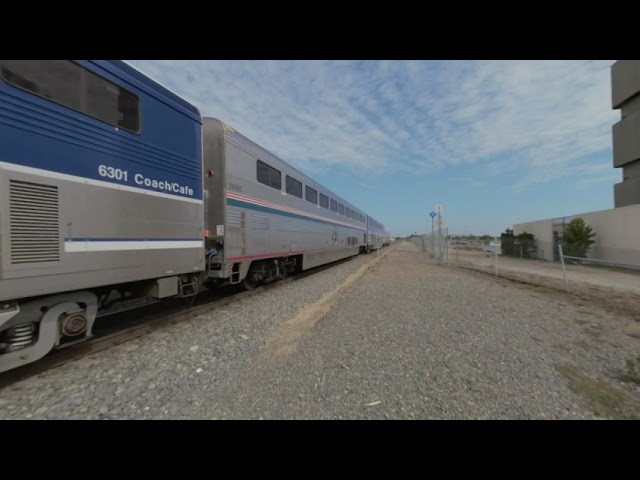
[562,217,596,258]
[514,231,536,259]
[500,228,516,256]
[500,228,537,258]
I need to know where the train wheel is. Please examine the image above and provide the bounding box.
[243,276,259,291]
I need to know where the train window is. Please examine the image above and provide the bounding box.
[305,186,318,204]
[286,175,303,198]
[346,207,351,218]
[0,60,140,133]
[330,199,338,212]
[338,203,345,215]
[86,72,139,132]
[257,160,281,190]
[319,193,329,209]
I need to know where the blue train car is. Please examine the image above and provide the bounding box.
[0,60,204,372]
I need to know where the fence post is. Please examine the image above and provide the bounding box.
[558,244,569,293]
[446,236,450,267]
[494,236,498,277]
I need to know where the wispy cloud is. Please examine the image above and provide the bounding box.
[127,59,618,191]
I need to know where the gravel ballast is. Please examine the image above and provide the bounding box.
[0,250,384,419]
[1,242,639,419]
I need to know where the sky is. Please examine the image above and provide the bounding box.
[127,60,620,237]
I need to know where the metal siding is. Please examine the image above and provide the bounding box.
[203,118,226,242]
[303,246,360,270]
[1,168,204,302]
[279,216,314,232]
[226,195,366,231]
[253,212,271,230]
[227,208,242,228]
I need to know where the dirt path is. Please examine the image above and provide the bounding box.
[453,249,640,321]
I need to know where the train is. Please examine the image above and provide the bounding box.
[0,60,391,373]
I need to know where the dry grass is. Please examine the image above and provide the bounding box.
[625,356,640,385]
[555,363,640,419]
[623,324,640,340]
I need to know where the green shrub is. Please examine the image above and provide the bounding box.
[563,218,596,258]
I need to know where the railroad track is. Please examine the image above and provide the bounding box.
[0,255,360,389]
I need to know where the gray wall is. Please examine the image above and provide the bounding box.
[611,60,640,207]
[512,219,554,261]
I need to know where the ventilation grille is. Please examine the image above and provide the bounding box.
[9,180,60,264]
[227,208,242,228]
[252,213,270,230]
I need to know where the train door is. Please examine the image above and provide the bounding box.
[227,211,246,258]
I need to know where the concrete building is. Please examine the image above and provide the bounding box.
[612,60,640,207]
[513,60,640,267]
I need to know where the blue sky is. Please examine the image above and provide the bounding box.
[127,60,619,237]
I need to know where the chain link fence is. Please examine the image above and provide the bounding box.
[409,229,450,264]
[406,233,640,309]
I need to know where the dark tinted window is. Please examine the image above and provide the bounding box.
[0,60,140,133]
[346,207,351,218]
[338,203,345,215]
[257,160,281,190]
[319,193,329,209]
[330,199,338,212]
[87,73,139,132]
[305,186,317,204]
[286,175,302,198]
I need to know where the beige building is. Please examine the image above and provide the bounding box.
[513,204,640,266]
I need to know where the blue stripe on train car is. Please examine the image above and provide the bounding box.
[0,60,203,201]
[227,198,367,231]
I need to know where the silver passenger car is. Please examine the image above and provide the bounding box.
[201,118,368,289]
